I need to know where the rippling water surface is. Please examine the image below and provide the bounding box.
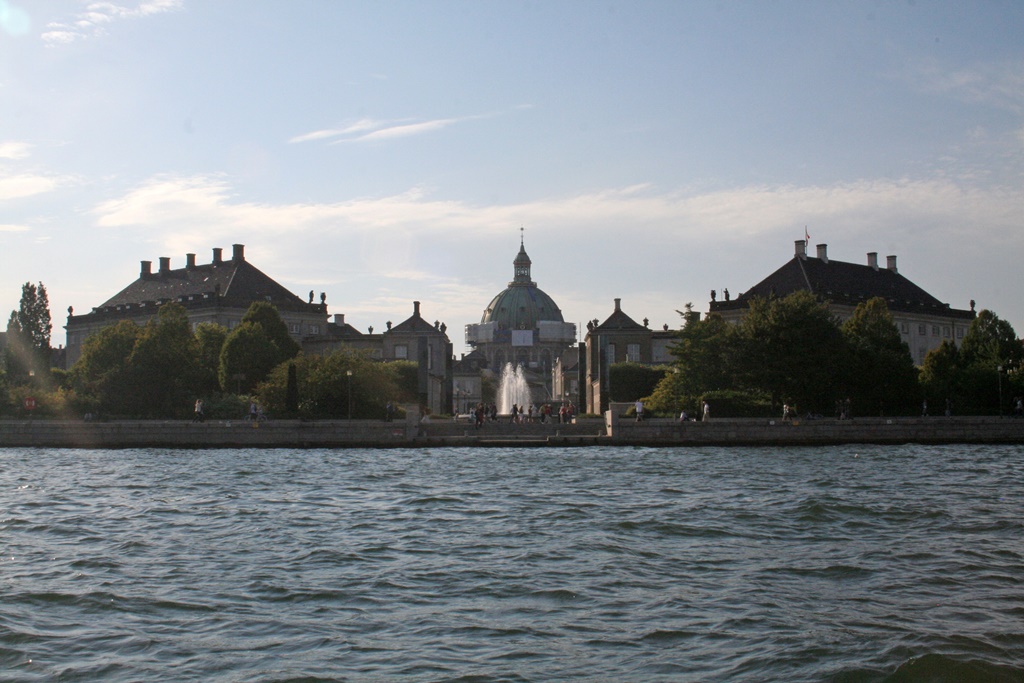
[2,444,1024,682]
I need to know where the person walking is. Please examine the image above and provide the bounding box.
[635,399,644,422]
[192,398,205,423]
[702,400,710,422]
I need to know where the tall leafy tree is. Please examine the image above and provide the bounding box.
[17,282,52,353]
[919,340,960,407]
[735,291,846,413]
[241,301,300,360]
[842,297,919,415]
[959,310,1022,369]
[126,303,200,417]
[5,282,52,385]
[220,302,301,393]
[71,320,142,415]
[955,310,1022,414]
[669,309,736,397]
[194,322,228,394]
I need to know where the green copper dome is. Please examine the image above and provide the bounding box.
[480,241,565,330]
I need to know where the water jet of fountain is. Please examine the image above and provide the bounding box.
[498,363,531,415]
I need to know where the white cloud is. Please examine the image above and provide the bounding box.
[288,119,384,144]
[0,141,32,160]
[0,173,59,200]
[0,223,30,232]
[93,174,1024,248]
[42,0,182,45]
[291,114,488,145]
[907,58,1024,113]
[89,172,1024,336]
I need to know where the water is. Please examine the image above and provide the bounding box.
[2,445,1023,682]
[497,362,531,414]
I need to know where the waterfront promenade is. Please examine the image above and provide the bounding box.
[2,411,1022,448]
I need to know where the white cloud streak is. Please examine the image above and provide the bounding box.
[77,171,1024,338]
[907,58,1024,113]
[290,115,487,145]
[42,0,182,44]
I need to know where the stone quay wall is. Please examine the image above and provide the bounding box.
[1,413,1023,448]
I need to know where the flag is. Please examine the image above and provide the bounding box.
[804,226,810,243]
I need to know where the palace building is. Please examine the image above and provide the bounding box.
[63,244,454,415]
[709,240,977,365]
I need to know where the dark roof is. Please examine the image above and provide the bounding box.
[389,302,448,337]
[711,253,975,319]
[98,249,313,314]
[593,299,648,332]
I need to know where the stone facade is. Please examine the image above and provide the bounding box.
[583,298,661,414]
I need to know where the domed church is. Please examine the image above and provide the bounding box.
[464,237,577,399]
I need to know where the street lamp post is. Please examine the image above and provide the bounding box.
[346,369,353,420]
[997,365,1003,417]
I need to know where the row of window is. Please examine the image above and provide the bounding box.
[899,323,964,339]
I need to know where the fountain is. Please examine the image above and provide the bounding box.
[497,362,532,415]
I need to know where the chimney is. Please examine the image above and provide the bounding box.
[334,313,345,326]
[867,252,878,271]
[816,244,828,263]
[232,244,245,261]
[886,255,898,273]
[212,247,223,264]
[614,297,622,311]
[413,301,421,317]
[159,257,171,274]
[140,260,152,277]
[186,253,196,269]
[795,240,807,259]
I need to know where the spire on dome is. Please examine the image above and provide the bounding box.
[512,230,534,286]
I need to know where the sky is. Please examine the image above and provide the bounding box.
[2,0,1023,353]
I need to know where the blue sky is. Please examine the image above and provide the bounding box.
[2,1,1023,352]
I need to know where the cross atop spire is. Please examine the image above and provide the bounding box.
[520,225,525,246]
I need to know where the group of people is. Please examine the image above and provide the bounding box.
[465,402,577,428]
[247,401,267,422]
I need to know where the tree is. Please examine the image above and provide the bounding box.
[4,282,52,386]
[842,297,919,415]
[219,322,282,393]
[71,320,142,415]
[219,303,301,393]
[669,309,736,397]
[125,303,200,417]
[241,301,300,359]
[608,362,669,403]
[734,291,846,413]
[257,348,411,419]
[17,282,52,353]
[955,310,1022,414]
[194,322,228,394]
[960,310,1022,369]
[920,340,961,408]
